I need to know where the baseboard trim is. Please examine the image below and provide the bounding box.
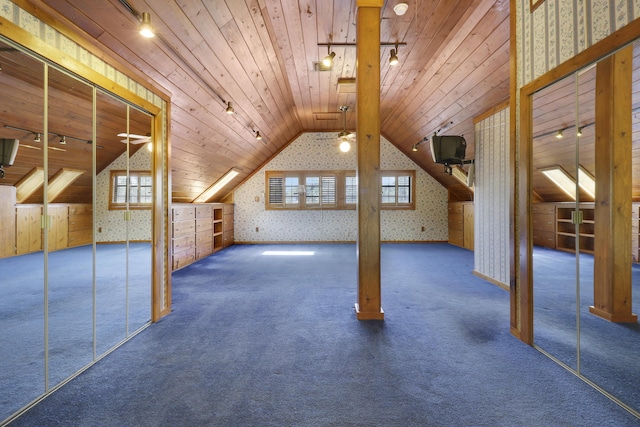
[473,270,509,291]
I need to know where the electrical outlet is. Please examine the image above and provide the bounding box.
[256,227,259,232]
[421,226,425,232]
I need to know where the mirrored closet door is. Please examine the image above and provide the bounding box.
[0,37,153,423]
[530,40,640,416]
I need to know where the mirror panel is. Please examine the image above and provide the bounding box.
[0,41,46,420]
[127,106,153,334]
[578,43,640,412]
[530,40,640,416]
[46,67,95,388]
[95,90,129,356]
[532,73,579,370]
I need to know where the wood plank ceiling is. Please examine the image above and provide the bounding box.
[14,0,511,203]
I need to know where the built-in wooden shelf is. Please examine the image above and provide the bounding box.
[171,203,233,271]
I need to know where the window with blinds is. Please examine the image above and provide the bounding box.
[380,170,415,209]
[265,170,414,210]
[109,170,152,210]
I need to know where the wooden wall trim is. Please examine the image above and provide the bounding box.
[509,0,520,340]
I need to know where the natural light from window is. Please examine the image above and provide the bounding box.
[577,166,595,199]
[262,251,315,256]
[541,166,577,200]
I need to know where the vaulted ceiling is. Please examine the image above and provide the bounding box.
[16,0,511,202]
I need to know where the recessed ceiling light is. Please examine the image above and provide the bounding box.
[393,3,409,16]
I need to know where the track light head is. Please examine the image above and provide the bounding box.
[225,102,235,115]
[576,127,583,137]
[33,133,41,143]
[412,143,418,152]
[389,47,399,66]
[323,51,336,67]
[139,12,155,38]
[255,131,262,140]
[556,129,563,139]
[59,135,67,145]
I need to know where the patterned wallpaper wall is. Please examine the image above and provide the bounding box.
[95,148,152,242]
[474,108,510,287]
[518,0,640,87]
[233,133,448,243]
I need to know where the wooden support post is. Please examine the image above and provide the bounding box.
[355,0,383,320]
[591,46,638,323]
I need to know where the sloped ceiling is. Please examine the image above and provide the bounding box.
[11,0,510,202]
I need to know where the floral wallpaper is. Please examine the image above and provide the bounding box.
[95,148,153,242]
[233,133,448,243]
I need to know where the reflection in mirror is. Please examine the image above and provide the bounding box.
[579,42,640,413]
[95,92,152,356]
[531,40,640,416]
[532,72,580,370]
[95,91,129,356]
[0,39,46,421]
[46,67,95,389]
[127,106,153,333]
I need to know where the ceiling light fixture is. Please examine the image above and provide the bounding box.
[389,45,399,66]
[139,12,155,38]
[255,131,262,140]
[411,136,429,152]
[393,2,409,16]
[33,133,41,143]
[556,129,564,139]
[225,102,235,114]
[338,105,354,153]
[59,135,67,145]
[576,127,583,137]
[323,46,336,68]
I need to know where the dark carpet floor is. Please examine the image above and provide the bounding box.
[7,243,640,426]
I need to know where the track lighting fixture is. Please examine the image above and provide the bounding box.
[225,102,235,114]
[411,143,418,151]
[556,129,563,139]
[33,133,41,143]
[323,45,336,67]
[59,135,67,145]
[389,45,399,66]
[255,131,262,140]
[139,12,155,38]
[576,127,583,137]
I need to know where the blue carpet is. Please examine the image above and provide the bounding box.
[0,243,151,423]
[533,247,640,412]
[7,243,640,426]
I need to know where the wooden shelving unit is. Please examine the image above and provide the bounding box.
[532,202,640,261]
[555,203,595,254]
[171,203,234,271]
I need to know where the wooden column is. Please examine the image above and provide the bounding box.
[355,0,383,320]
[590,46,638,323]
